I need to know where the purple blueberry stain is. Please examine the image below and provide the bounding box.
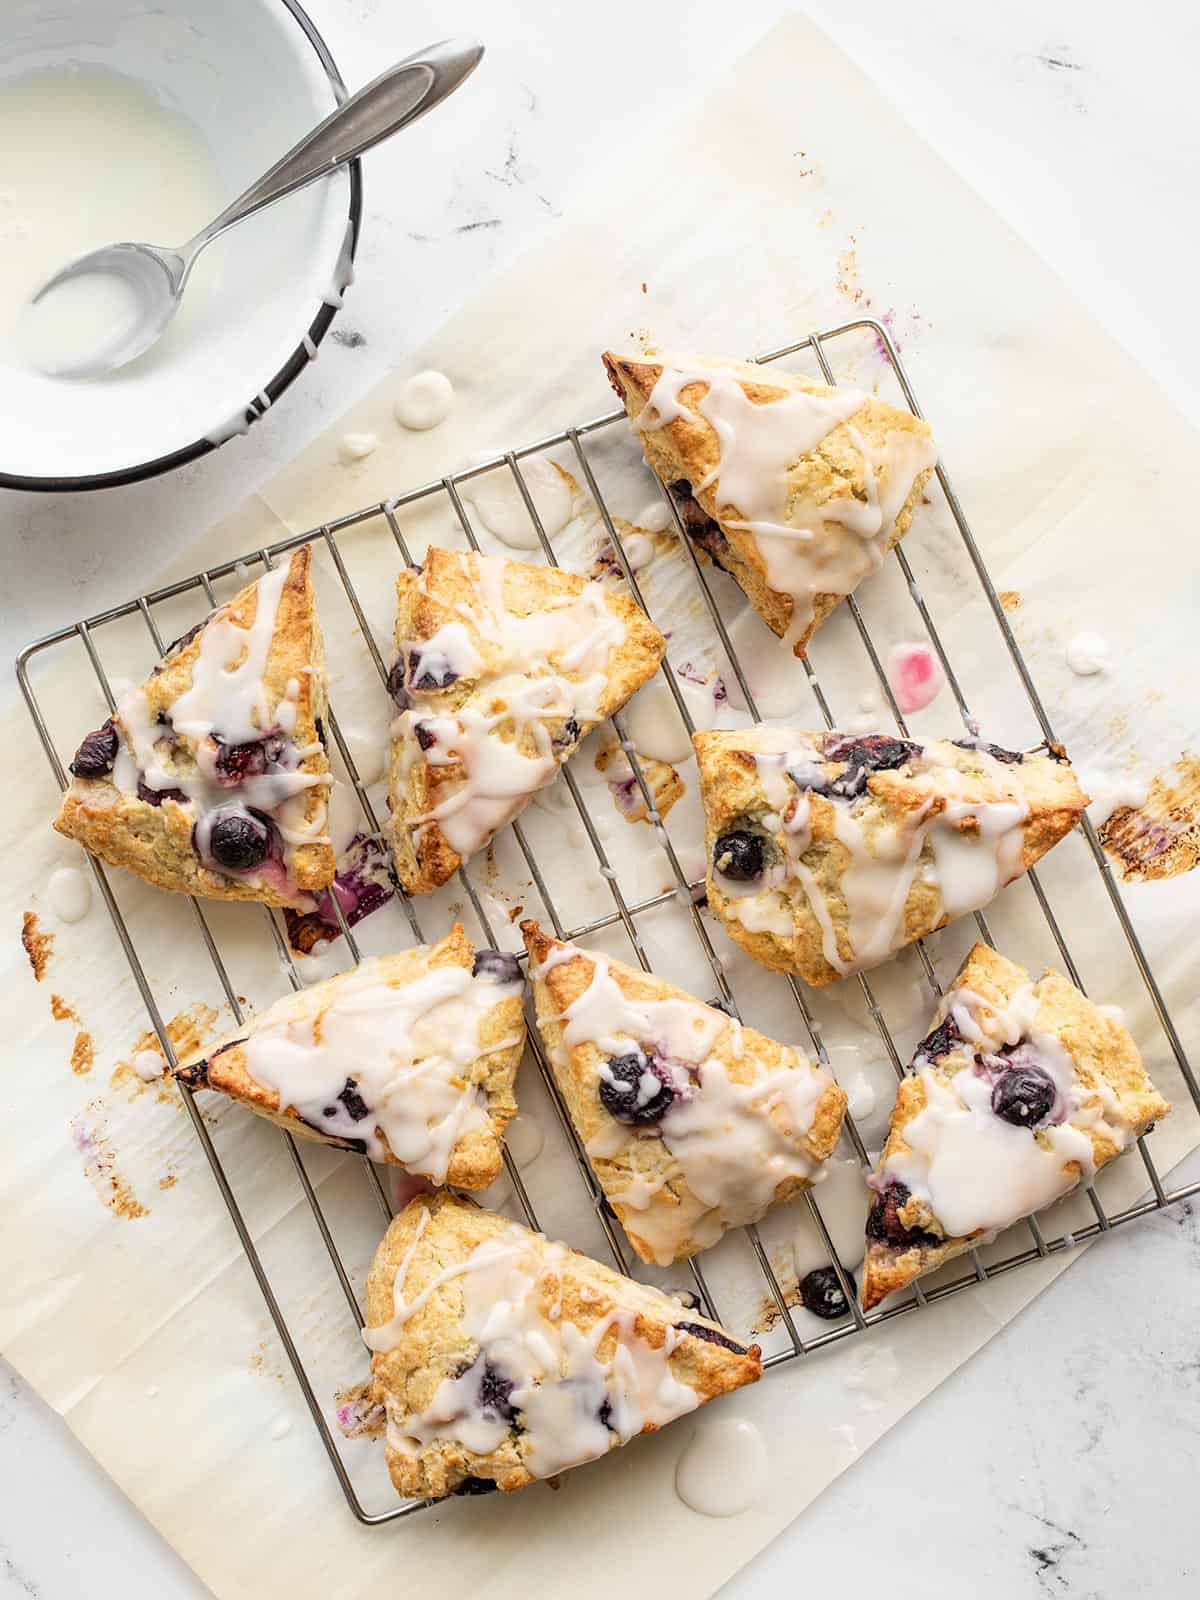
[674,1321,749,1355]
[472,949,521,985]
[385,658,410,710]
[913,1015,964,1065]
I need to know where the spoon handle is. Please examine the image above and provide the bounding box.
[183,37,483,259]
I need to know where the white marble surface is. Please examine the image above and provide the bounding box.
[4,1,1200,1595]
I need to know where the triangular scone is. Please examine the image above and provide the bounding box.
[364,1191,762,1498]
[603,352,937,656]
[861,942,1170,1310]
[386,547,666,893]
[54,547,333,908]
[522,920,847,1265]
[175,925,525,1188]
[694,727,1087,986]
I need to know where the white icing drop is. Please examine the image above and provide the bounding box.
[46,865,91,923]
[132,1050,164,1082]
[544,945,836,1262]
[394,369,454,431]
[637,361,936,649]
[844,1070,877,1121]
[338,431,378,463]
[1065,632,1110,676]
[674,1418,768,1517]
[239,955,522,1182]
[270,1416,293,1441]
[371,1219,701,1479]
[636,500,673,533]
[505,1113,544,1169]
[462,456,572,550]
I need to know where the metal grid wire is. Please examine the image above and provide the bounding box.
[17,317,1200,1524]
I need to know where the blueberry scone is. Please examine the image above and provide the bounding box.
[54,547,333,908]
[176,926,525,1188]
[363,1191,762,1498]
[694,728,1087,986]
[522,920,847,1264]
[861,942,1170,1310]
[603,352,937,656]
[386,547,666,893]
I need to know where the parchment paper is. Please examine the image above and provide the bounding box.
[4,17,1199,1600]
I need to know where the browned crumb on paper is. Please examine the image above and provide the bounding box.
[71,1107,149,1220]
[109,1002,220,1101]
[21,912,54,981]
[1100,753,1200,882]
[70,1032,95,1076]
[50,993,78,1023]
[334,1380,387,1441]
[595,733,684,826]
[998,590,1023,613]
[837,241,865,305]
[159,1173,177,1191]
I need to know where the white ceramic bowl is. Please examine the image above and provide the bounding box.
[0,0,359,490]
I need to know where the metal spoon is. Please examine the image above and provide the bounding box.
[23,37,483,380]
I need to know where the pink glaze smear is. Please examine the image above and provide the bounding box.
[887,642,944,714]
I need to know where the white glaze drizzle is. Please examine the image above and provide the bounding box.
[240,955,522,1181]
[543,945,836,1262]
[398,553,628,863]
[393,369,454,431]
[636,361,936,648]
[371,1217,700,1479]
[881,980,1128,1238]
[674,1417,768,1517]
[46,865,92,923]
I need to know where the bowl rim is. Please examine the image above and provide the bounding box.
[0,0,363,495]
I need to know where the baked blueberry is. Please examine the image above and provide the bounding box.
[70,722,119,778]
[385,659,410,710]
[599,1052,676,1124]
[214,739,269,784]
[163,618,206,659]
[913,1015,963,1065]
[826,735,920,799]
[673,1321,749,1355]
[208,809,272,870]
[865,1181,939,1249]
[597,1397,615,1431]
[555,716,581,749]
[472,949,522,985]
[476,1360,518,1423]
[314,716,327,749]
[799,1265,852,1320]
[991,1061,1055,1128]
[334,1078,370,1122]
[453,1476,499,1496]
[413,720,437,751]
[136,777,189,807]
[407,648,459,691]
[713,829,765,881]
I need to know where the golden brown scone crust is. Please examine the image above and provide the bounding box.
[176,925,523,1189]
[387,547,666,893]
[603,352,935,656]
[694,728,1088,985]
[860,942,1171,1310]
[522,920,846,1263]
[53,547,333,906]
[366,1192,762,1499]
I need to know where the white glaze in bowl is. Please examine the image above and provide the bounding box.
[0,0,358,489]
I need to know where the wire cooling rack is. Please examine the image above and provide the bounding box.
[17,318,1200,1524]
